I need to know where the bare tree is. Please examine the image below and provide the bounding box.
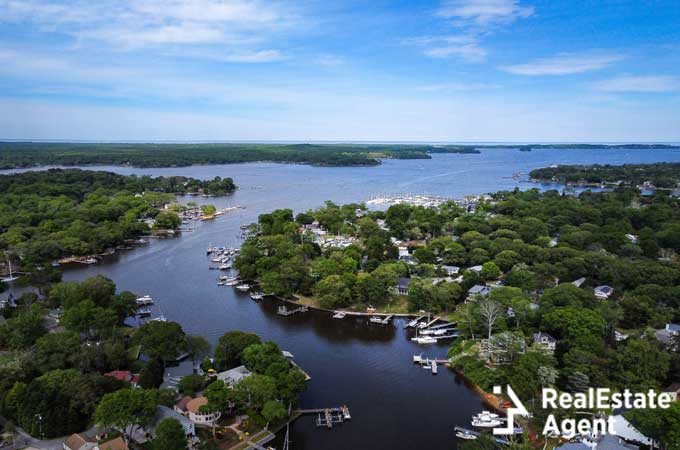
[479,300,503,340]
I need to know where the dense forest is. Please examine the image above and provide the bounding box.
[530,162,680,188]
[0,142,480,168]
[0,276,304,445]
[0,169,234,267]
[234,189,680,448]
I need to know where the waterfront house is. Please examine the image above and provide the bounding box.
[467,285,489,300]
[571,277,586,288]
[394,277,411,295]
[216,365,252,387]
[440,265,460,276]
[104,370,140,388]
[186,396,221,425]
[533,332,557,353]
[594,285,614,299]
[152,405,195,437]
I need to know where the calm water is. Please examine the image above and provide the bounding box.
[5,148,680,449]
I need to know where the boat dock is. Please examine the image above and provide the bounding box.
[369,314,392,324]
[297,406,351,429]
[277,305,309,316]
[405,315,427,328]
[413,355,449,374]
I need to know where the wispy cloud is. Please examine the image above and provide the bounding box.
[408,0,533,61]
[416,81,500,92]
[0,0,295,62]
[404,34,487,62]
[436,0,534,27]
[502,52,624,75]
[317,54,345,67]
[594,75,680,93]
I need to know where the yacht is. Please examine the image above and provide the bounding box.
[235,284,250,291]
[455,429,477,440]
[150,315,167,322]
[250,292,264,300]
[471,411,502,428]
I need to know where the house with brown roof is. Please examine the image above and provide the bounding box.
[104,370,140,387]
[97,437,129,450]
[63,434,96,450]
[186,396,221,425]
[174,395,192,414]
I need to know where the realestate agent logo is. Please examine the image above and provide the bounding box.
[492,385,529,435]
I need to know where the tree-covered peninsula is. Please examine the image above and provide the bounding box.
[0,169,235,267]
[0,276,304,448]
[235,189,680,448]
[0,142,480,169]
[530,162,680,188]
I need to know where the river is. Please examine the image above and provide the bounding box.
[4,148,680,449]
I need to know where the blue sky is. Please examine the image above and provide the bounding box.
[1,0,679,142]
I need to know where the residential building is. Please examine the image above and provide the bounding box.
[440,265,460,276]
[467,285,489,300]
[104,370,140,387]
[468,265,483,273]
[152,405,195,437]
[394,277,411,295]
[186,396,221,425]
[594,285,614,299]
[215,365,252,387]
[571,277,586,288]
[533,332,557,353]
[663,383,680,401]
[97,437,128,450]
[63,434,96,450]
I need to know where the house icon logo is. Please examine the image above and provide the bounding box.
[492,385,529,435]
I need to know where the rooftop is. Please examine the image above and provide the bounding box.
[186,396,209,414]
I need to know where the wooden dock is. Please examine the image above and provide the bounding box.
[296,406,352,429]
[277,305,309,316]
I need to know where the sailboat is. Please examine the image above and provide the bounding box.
[1,255,19,283]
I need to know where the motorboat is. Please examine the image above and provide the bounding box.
[235,284,250,291]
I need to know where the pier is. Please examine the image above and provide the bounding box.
[277,305,309,316]
[296,406,352,429]
[413,355,449,374]
[369,314,392,324]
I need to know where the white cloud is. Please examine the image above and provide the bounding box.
[594,76,680,93]
[502,52,623,75]
[436,0,534,27]
[0,0,294,61]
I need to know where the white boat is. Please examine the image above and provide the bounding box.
[456,430,478,440]
[406,319,419,328]
[150,315,167,322]
[250,292,264,300]
[235,284,250,291]
[369,316,384,324]
[219,263,232,270]
[472,411,503,428]
[135,295,154,305]
[411,336,437,344]
[224,280,240,286]
[333,312,346,319]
